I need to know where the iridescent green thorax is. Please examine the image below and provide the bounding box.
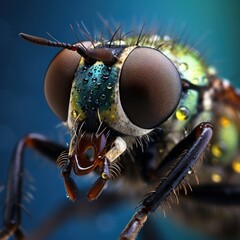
[161,43,208,87]
[164,42,209,127]
[125,35,209,87]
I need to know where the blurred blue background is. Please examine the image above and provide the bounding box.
[0,0,240,239]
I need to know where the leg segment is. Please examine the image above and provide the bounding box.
[0,133,67,240]
[120,122,213,240]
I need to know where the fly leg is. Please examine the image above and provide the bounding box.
[0,133,67,240]
[120,122,213,240]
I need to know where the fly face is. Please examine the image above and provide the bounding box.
[19,34,183,200]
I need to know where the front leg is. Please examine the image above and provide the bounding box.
[120,122,213,240]
[0,133,67,240]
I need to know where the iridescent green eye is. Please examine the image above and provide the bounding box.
[119,47,182,129]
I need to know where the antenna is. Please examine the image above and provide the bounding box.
[19,32,117,66]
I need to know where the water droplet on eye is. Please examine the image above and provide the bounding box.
[102,76,109,81]
[83,78,89,84]
[192,78,199,85]
[71,110,78,118]
[95,99,100,105]
[82,66,88,72]
[107,83,113,90]
[102,66,111,76]
[87,96,92,102]
[179,62,188,72]
[175,106,190,121]
[101,94,106,100]
[92,77,97,83]
[94,83,101,89]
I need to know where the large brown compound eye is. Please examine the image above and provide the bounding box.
[44,42,92,121]
[120,47,182,129]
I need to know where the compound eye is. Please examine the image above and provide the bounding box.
[120,47,182,129]
[44,42,92,122]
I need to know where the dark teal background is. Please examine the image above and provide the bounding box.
[1,0,240,239]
